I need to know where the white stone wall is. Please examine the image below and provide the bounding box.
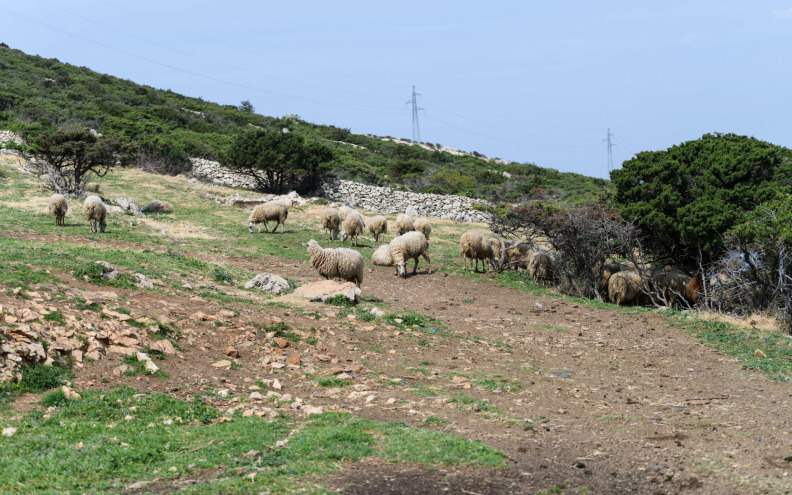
[190,158,491,223]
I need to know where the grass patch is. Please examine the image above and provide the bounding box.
[258,322,302,343]
[0,364,74,406]
[323,294,355,307]
[43,310,66,325]
[316,377,354,388]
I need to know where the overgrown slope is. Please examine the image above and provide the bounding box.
[0,44,610,202]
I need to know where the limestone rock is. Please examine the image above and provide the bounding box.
[133,273,154,289]
[244,273,290,295]
[149,339,177,355]
[293,280,360,304]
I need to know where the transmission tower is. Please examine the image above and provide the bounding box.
[604,128,615,173]
[406,86,423,143]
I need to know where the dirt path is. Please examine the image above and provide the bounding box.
[6,231,792,493]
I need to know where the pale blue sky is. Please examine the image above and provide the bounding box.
[1,1,791,178]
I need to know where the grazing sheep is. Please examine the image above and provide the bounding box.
[141,200,174,213]
[48,193,68,226]
[608,270,650,306]
[395,214,414,236]
[599,262,624,296]
[83,195,107,233]
[338,205,354,223]
[686,272,704,304]
[340,212,365,247]
[504,243,532,271]
[303,239,364,287]
[528,250,556,285]
[248,201,288,233]
[390,231,431,278]
[459,231,495,273]
[366,215,388,243]
[413,217,432,240]
[372,244,394,266]
[651,267,694,306]
[489,238,504,262]
[320,207,341,240]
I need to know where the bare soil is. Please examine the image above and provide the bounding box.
[6,232,792,494]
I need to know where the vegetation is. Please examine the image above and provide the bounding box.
[0,45,609,202]
[611,133,792,268]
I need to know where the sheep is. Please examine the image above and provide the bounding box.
[48,193,68,226]
[390,231,431,278]
[489,238,504,262]
[338,205,354,223]
[599,262,624,296]
[248,201,288,233]
[651,267,694,306]
[459,231,495,273]
[303,239,364,287]
[395,214,414,236]
[608,270,650,306]
[366,215,388,243]
[340,212,365,247]
[83,195,107,233]
[412,217,432,240]
[372,244,394,266]
[686,272,704,304]
[320,207,341,240]
[528,250,556,285]
[503,243,532,271]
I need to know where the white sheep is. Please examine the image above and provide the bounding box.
[372,244,393,266]
[248,201,288,233]
[48,193,67,226]
[395,214,414,236]
[320,207,341,240]
[83,195,107,233]
[459,231,495,272]
[303,239,364,287]
[338,205,354,223]
[528,250,556,285]
[413,217,432,240]
[340,212,365,247]
[366,215,388,243]
[389,231,431,278]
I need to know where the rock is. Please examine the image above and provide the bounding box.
[244,273,290,295]
[133,273,154,289]
[149,339,177,355]
[405,205,419,217]
[293,280,360,304]
[2,427,17,437]
[369,307,384,317]
[304,406,323,416]
[250,392,263,400]
[136,352,151,362]
[224,346,239,358]
[212,360,232,368]
[95,261,118,281]
[286,355,301,365]
[140,200,174,213]
[113,364,134,376]
[115,198,143,217]
[144,360,160,374]
[272,338,289,348]
[61,385,81,400]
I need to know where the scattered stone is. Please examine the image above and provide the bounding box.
[212,360,232,368]
[273,338,290,349]
[286,355,301,365]
[61,385,81,400]
[755,349,768,358]
[95,261,119,281]
[243,273,290,295]
[133,273,154,289]
[224,347,239,358]
[144,360,160,374]
[293,280,360,304]
[2,427,17,437]
[149,339,177,355]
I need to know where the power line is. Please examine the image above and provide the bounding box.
[604,128,616,173]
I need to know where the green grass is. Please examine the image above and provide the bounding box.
[0,364,74,406]
[0,388,506,493]
[316,377,353,388]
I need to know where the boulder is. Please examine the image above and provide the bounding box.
[244,273,290,295]
[293,280,360,304]
[133,273,154,289]
[141,200,175,213]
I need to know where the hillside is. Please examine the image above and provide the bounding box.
[2,154,792,492]
[0,44,610,203]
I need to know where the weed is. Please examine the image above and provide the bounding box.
[211,265,234,285]
[324,294,354,307]
[259,322,302,343]
[317,377,354,388]
[43,310,65,325]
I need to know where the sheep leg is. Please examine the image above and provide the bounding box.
[263,221,269,233]
[423,253,432,274]
[412,258,419,274]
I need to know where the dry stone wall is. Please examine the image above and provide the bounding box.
[190,158,490,223]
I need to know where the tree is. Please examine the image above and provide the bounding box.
[238,100,255,113]
[611,133,792,269]
[14,128,127,194]
[223,128,332,194]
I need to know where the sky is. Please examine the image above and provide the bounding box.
[0,1,791,179]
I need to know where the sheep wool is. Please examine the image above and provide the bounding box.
[304,239,364,287]
[459,231,495,272]
[340,212,364,247]
[412,217,432,240]
[395,214,414,236]
[372,244,394,266]
[366,215,388,243]
[528,250,556,285]
[608,270,648,306]
[338,205,353,223]
[83,195,107,233]
[389,231,431,278]
[248,201,288,233]
[320,207,341,240]
[48,193,68,226]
